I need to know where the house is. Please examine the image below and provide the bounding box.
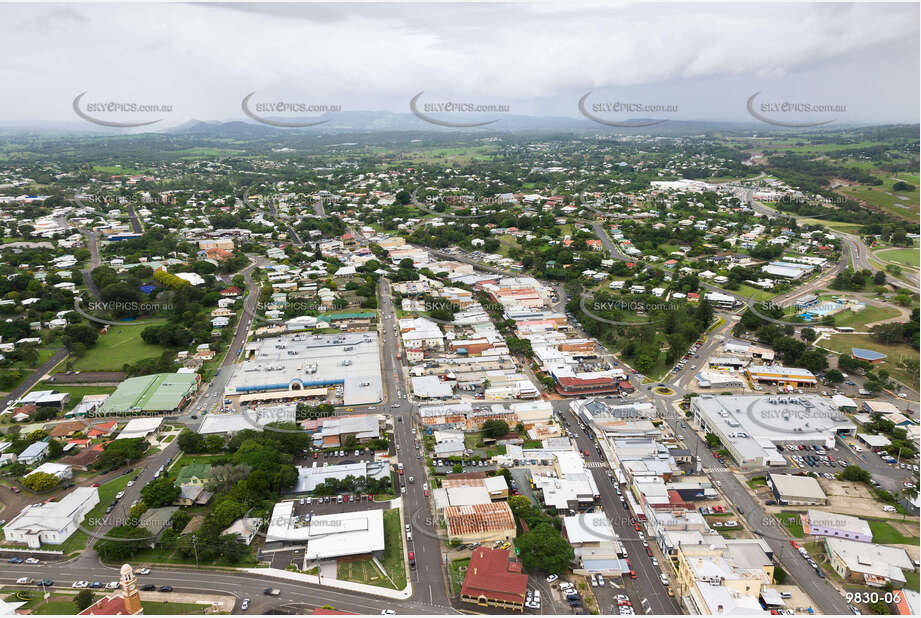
[222,517,262,545]
[48,420,87,439]
[87,420,118,438]
[3,486,99,548]
[25,462,72,482]
[460,547,528,612]
[174,463,211,488]
[18,441,49,465]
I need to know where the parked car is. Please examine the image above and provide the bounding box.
[158,585,173,592]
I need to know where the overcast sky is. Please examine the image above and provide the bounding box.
[0,1,917,128]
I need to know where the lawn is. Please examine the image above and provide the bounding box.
[33,599,77,615]
[837,181,919,222]
[830,305,900,330]
[876,247,920,268]
[866,519,919,545]
[35,383,116,412]
[93,165,152,175]
[380,508,407,590]
[903,570,919,592]
[8,346,59,370]
[449,558,470,595]
[72,321,168,371]
[143,601,210,614]
[823,333,920,390]
[716,283,775,302]
[337,559,391,587]
[778,512,805,538]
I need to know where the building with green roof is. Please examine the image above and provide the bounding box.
[99,373,199,415]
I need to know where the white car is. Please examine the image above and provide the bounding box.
[137,568,151,575]
[16,577,31,585]
[105,582,119,590]
[380,611,396,615]
[546,574,559,583]
[72,581,89,588]
[24,558,39,564]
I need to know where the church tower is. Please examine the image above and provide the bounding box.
[120,564,143,615]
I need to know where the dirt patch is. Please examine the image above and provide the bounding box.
[821,480,874,500]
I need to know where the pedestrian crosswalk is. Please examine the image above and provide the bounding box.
[704,466,729,472]
[586,461,607,469]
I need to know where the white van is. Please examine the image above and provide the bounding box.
[882,505,896,512]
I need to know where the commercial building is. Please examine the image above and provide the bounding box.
[292,461,390,494]
[99,373,199,415]
[532,451,600,513]
[745,365,817,388]
[825,537,913,587]
[197,405,297,435]
[675,540,774,616]
[227,332,382,406]
[801,510,872,543]
[563,512,628,575]
[264,501,385,560]
[310,415,381,448]
[851,348,887,364]
[3,486,99,548]
[460,547,528,612]
[767,473,827,506]
[691,395,854,468]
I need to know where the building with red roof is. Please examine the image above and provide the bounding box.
[555,375,619,396]
[460,547,528,612]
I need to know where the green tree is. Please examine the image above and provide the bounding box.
[177,429,207,453]
[74,590,95,611]
[22,471,58,491]
[840,465,871,484]
[140,476,181,508]
[516,522,574,574]
[482,419,510,440]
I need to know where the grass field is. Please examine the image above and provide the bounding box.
[866,519,919,544]
[830,305,901,330]
[875,247,920,268]
[823,333,920,390]
[720,283,775,302]
[35,383,117,412]
[72,321,167,371]
[93,165,151,175]
[837,179,919,222]
[778,512,805,538]
[797,218,865,234]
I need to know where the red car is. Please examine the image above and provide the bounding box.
[634,523,641,531]
[629,570,637,579]
[313,452,319,459]
[646,547,653,557]
[790,540,799,549]
[424,490,429,497]
[583,449,590,457]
